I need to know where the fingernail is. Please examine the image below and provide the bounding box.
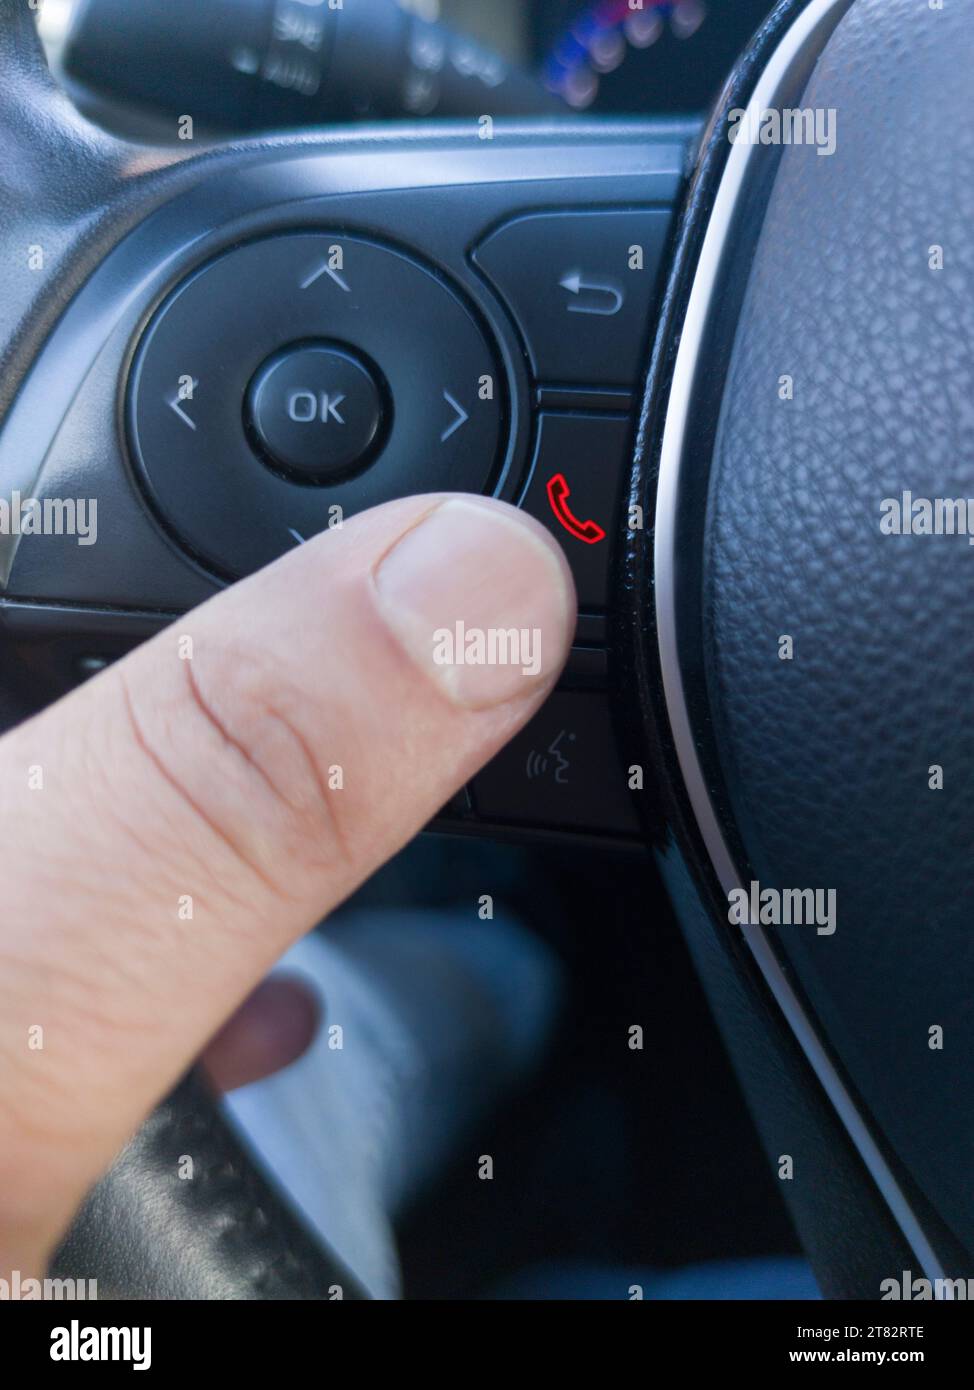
[374,498,575,709]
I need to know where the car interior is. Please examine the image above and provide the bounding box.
[2,0,971,1312]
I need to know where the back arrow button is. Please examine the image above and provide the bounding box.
[559,272,624,317]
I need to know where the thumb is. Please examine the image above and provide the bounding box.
[0,494,574,1266]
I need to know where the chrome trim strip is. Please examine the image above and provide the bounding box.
[654,0,947,1285]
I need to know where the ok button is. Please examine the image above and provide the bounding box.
[246,342,386,482]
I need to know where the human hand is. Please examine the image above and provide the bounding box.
[0,494,573,1276]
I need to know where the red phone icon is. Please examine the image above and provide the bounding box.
[546,473,606,545]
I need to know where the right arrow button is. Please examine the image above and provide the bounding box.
[440,390,470,443]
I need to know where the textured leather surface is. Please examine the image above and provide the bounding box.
[657,845,918,1299]
[0,0,172,420]
[705,0,974,1259]
[52,1072,365,1299]
[621,0,956,1298]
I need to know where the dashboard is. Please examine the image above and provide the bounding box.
[40,0,781,142]
[443,0,779,112]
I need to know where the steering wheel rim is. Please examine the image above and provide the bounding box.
[625,0,974,1293]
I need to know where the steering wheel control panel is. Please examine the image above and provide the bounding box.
[129,233,503,579]
[1,132,689,844]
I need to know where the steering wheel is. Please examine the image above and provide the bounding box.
[4,0,970,1299]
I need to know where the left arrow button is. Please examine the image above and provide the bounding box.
[167,380,199,431]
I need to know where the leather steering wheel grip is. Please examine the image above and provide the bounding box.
[0,0,141,417]
[51,1073,366,1300]
[624,0,974,1294]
